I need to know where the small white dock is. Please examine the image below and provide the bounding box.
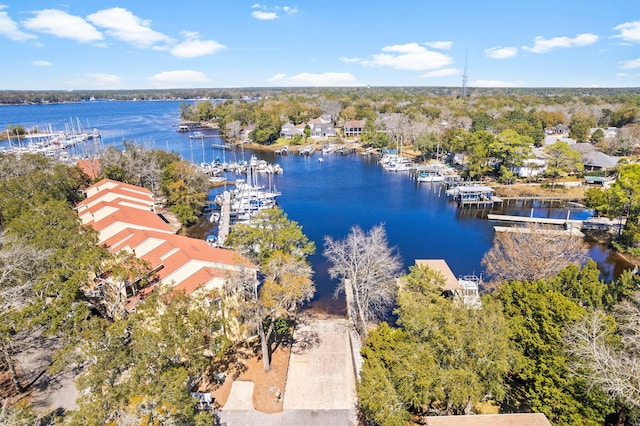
[487,213,583,228]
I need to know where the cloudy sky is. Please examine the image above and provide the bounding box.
[0,1,639,90]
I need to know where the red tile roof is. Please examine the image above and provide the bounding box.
[78,180,258,305]
[77,158,101,180]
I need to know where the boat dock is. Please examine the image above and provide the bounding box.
[216,191,231,246]
[453,186,502,207]
[487,213,583,228]
[488,213,626,236]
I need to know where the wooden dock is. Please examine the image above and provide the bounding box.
[217,191,231,246]
[488,213,626,235]
[487,213,583,228]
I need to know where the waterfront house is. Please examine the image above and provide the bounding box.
[569,142,619,172]
[514,148,546,178]
[309,121,337,139]
[343,120,365,138]
[279,122,306,139]
[77,179,258,323]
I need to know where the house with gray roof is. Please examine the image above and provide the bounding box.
[581,150,620,171]
[309,121,337,139]
[279,122,306,139]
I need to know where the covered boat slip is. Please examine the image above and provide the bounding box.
[453,185,501,207]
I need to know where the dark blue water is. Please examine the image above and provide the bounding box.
[1,100,631,313]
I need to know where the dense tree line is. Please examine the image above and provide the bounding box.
[357,255,640,425]
[178,89,639,182]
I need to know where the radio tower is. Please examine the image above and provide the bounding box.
[461,54,468,98]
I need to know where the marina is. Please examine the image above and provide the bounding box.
[0,100,632,313]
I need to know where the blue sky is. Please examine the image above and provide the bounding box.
[1,1,639,90]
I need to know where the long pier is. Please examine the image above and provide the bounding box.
[487,213,583,228]
[217,191,231,246]
[488,213,626,236]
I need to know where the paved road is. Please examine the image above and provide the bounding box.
[219,316,358,425]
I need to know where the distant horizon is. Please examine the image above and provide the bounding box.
[1,85,639,93]
[1,1,639,90]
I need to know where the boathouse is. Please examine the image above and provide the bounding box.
[454,185,498,207]
[414,259,480,307]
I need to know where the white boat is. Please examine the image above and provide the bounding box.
[417,170,445,182]
[382,155,413,172]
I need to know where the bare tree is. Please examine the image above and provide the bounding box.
[566,292,640,412]
[0,232,52,392]
[225,120,242,142]
[319,98,342,122]
[482,225,589,285]
[323,224,403,337]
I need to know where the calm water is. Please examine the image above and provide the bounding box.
[1,100,632,313]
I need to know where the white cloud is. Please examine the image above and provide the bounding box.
[473,79,525,87]
[87,7,172,49]
[620,58,640,69]
[613,21,640,43]
[252,11,278,20]
[251,4,298,20]
[420,68,460,78]
[339,56,362,63]
[485,46,518,59]
[0,6,36,41]
[22,9,103,43]
[267,72,360,86]
[32,60,52,67]
[424,41,453,50]
[171,32,226,58]
[66,73,122,89]
[617,72,640,79]
[281,6,299,15]
[360,42,452,71]
[523,33,598,53]
[147,70,211,88]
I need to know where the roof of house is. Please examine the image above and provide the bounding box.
[77,158,101,180]
[424,413,551,426]
[581,151,620,168]
[415,259,463,292]
[572,142,598,154]
[80,179,155,208]
[103,227,257,294]
[77,180,257,300]
[344,120,365,128]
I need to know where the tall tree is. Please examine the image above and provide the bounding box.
[225,208,316,371]
[569,112,597,142]
[62,288,221,425]
[544,141,584,187]
[359,265,511,424]
[225,207,315,265]
[257,252,315,371]
[497,271,613,425]
[323,224,402,337]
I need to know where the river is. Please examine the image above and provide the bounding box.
[0,100,633,313]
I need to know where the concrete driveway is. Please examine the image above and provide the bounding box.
[219,316,358,425]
